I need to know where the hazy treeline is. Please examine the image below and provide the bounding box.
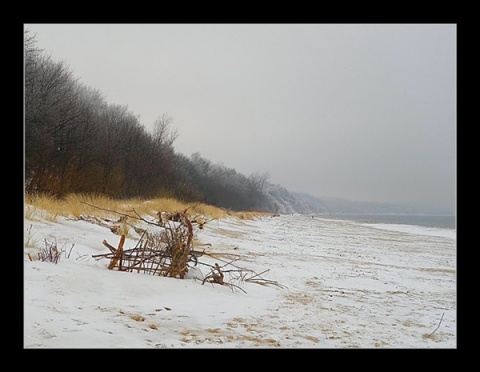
[24,30,277,212]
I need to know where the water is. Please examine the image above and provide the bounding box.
[318,213,455,229]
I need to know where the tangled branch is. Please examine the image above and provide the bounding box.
[91,209,200,279]
[85,203,284,292]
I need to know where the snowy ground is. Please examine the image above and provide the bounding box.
[24,212,456,348]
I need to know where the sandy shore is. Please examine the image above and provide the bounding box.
[24,213,456,348]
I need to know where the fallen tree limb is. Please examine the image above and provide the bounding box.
[86,203,285,292]
[102,239,117,253]
[108,234,125,270]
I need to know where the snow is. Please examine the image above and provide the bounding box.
[24,211,456,348]
[362,222,456,239]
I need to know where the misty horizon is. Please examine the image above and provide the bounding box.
[24,24,456,215]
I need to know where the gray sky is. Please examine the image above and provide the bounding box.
[24,24,456,214]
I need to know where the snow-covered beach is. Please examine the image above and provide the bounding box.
[24,212,456,348]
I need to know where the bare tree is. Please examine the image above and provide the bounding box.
[152,113,178,149]
[249,172,270,193]
[24,45,80,194]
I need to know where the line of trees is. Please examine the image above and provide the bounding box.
[24,30,276,212]
[25,29,178,199]
[174,152,271,211]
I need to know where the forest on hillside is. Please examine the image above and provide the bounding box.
[24,30,299,213]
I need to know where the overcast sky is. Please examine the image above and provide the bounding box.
[24,24,456,214]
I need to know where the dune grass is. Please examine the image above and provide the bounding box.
[24,192,268,223]
[24,193,271,256]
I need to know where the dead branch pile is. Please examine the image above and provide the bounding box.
[199,253,287,293]
[87,203,286,292]
[92,210,200,279]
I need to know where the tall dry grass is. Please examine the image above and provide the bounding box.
[24,193,267,222]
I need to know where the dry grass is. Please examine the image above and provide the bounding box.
[24,192,268,222]
[24,224,37,249]
[24,198,59,222]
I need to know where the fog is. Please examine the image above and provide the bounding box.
[24,24,456,214]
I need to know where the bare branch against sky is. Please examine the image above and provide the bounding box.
[24,23,456,214]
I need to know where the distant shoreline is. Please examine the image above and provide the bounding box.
[309,213,455,230]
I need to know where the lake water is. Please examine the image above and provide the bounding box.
[316,213,455,229]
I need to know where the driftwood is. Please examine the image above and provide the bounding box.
[92,209,201,279]
[107,234,125,270]
[86,203,285,292]
[198,252,287,292]
[203,262,224,285]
